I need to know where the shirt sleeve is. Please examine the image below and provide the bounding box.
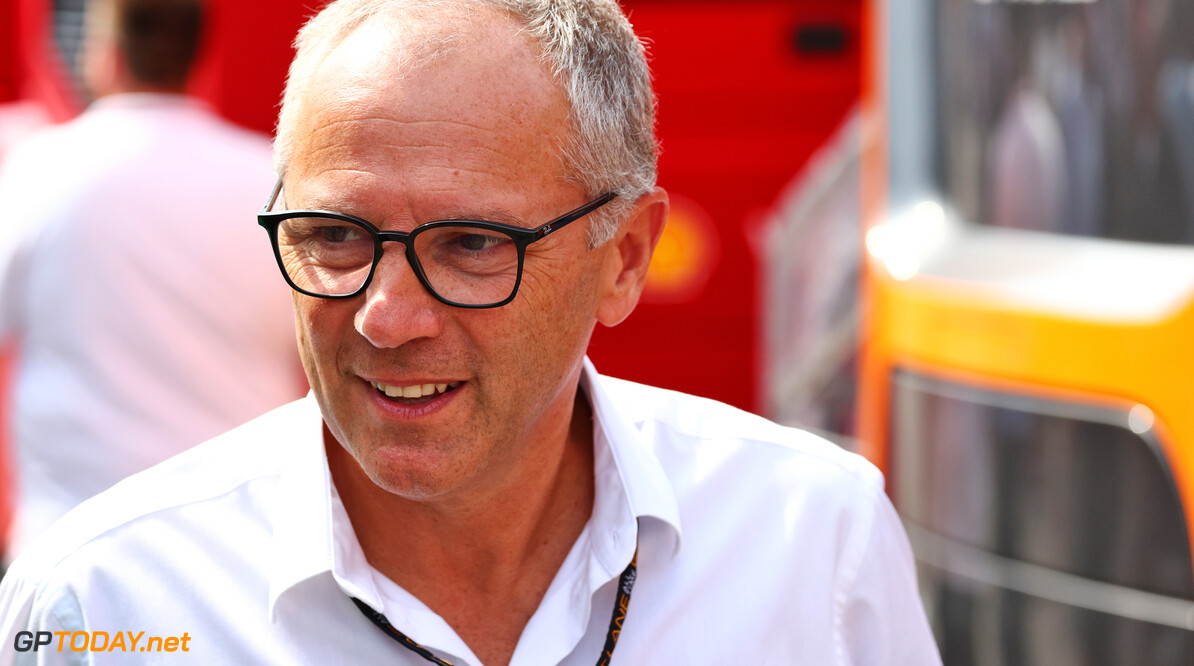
[838,488,943,666]
[0,568,90,666]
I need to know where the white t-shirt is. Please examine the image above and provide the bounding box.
[0,94,304,557]
[0,360,941,665]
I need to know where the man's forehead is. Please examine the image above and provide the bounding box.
[309,9,555,107]
[284,7,578,219]
[292,9,568,155]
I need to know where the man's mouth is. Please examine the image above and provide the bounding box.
[369,380,462,402]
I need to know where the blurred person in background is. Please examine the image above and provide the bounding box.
[0,0,304,562]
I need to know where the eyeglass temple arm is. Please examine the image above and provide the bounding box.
[261,177,285,215]
[533,192,617,240]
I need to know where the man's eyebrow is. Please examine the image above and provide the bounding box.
[290,196,528,227]
[437,207,527,226]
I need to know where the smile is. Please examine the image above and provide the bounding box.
[369,380,461,399]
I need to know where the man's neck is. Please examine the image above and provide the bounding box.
[326,388,597,665]
[90,80,188,100]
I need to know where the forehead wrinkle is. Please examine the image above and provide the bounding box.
[290,165,534,228]
[307,115,511,141]
[299,142,557,192]
[285,167,384,210]
[300,115,551,167]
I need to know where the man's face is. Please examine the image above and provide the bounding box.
[285,14,617,500]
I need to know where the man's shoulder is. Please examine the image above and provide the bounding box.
[179,104,273,154]
[0,122,77,182]
[4,397,317,582]
[594,373,883,496]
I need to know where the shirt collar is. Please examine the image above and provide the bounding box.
[580,357,683,565]
[266,393,384,619]
[267,359,684,617]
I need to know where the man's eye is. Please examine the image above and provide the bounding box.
[455,233,505,251]
[319,226,366,243]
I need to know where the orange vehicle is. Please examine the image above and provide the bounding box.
[857,0,1194,661]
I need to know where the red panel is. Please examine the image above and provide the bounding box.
[14,0,80,120]
[191,0,313,134]
[0,0,17,103]
[589,0,861,413]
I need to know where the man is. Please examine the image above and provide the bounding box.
[0,1,941,663]
[0,0,303,560]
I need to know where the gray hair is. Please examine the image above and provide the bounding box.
[273,0,658,246]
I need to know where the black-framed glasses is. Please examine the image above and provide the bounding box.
[257,178,616,308]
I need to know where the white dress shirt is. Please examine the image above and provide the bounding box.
[0,360,940,664]
[0,94,303,557]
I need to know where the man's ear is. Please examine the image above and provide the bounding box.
[596,188,669,327]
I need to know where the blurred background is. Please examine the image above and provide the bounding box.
[5,0,1194,662]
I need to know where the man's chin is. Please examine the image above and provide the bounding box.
[355,443,472,501]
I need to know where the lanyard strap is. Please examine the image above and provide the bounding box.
[351,597,456,665]
[352,548,639,666]
[596,551,637,666]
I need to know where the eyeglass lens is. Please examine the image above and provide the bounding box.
[275,216,520,305]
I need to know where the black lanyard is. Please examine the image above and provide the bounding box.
[352,548,638,666]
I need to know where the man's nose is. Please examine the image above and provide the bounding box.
[353,245,444,348]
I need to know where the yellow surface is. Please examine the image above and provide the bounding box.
[643,198,717,303]
[860,267,1194,560]
[854,0,1194,592]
